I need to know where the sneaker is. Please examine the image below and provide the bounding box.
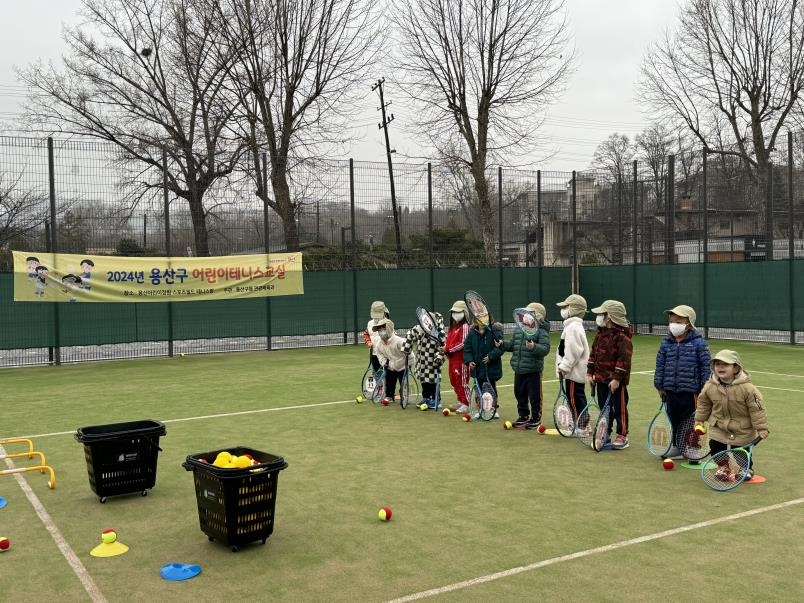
[715,466,732,482]
[427,398,441,410]
[455,404,470,414]
[471,411,481,420]
[662,446,683,460]
[612,435,629,450]
[493,409,500,419]
[524,417,542,430]
[512,416,530,429]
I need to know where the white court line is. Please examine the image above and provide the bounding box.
[752,370,804,379]
[1,447,107,603]
[386,497,804,603]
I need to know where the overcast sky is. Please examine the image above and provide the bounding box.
[0,0,681,172]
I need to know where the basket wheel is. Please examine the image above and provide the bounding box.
[261,538,267,545]
[141,490,148,497]
[231,546,239,552]
[99,497,107,504]
[208,536,214,542]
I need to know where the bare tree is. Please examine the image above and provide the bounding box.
[18,0,244,256]
[639,0,804,203]
[592,133,634,183]
[0,173,49,249]
[219,0,378,252]
[390,0,573,259]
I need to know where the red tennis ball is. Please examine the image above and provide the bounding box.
[381,399,390,406]
[442,408,451,417]
[0,536,9,552]
[462,412,471,422]
[662,459,675,471]
[378,506,392,521]
[538,424,547,433]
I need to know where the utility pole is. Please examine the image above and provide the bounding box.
[372,77,402,265]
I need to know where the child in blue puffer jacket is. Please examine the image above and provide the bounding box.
[654,304,711,459]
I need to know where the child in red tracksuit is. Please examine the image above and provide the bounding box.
[587,300,633,450]
[444,300,471,414]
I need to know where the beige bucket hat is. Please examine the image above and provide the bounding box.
[665,304,696,329]
[526,302,546,321]
[371,318,394,333]
[591,300,628,327]
[712,349,741,370]
[450,300,468,314]
[556,294,587,318]
[370,300,389,320]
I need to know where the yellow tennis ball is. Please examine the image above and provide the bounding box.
[356,395,364,403]
[695,424,707,435]
[503,420,513,430]
[101,529,117,544]
[419,403,428,411]
[378,507,392,521]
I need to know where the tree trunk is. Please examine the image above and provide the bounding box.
[186,188,210,256]
[471,163,495,263]
[271,159,300,251]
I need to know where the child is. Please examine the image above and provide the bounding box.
[444,300,472,414]
[695,349,769,480]
[503,302,550,429]
[654,304,711,459]
[555,294,590,426]
[587,300,633,449]
[364,301,390,372]
[371,318,408,405]
[403,311,446,410]
[463,314,504,419]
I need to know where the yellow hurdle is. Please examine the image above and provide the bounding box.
[0,438,35,457]
[0,465,56,489]
[0,438,56,488]
[0,451,48,473]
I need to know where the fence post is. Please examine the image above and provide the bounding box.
[350,158,359,344]
[666,155,675,265]
[47,137,61,365]
[631,160,638,332]
[537,170,543,298]
[702,148,709,339]
[428,162,434,310]
[262,152,273,350]
[788,132,795,345]
[498,166,504,314]
[767,161,774,261]
[617,175,623,264]
[162,145,174,358]
[571,171,578,292]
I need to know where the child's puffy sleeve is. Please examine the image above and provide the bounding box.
[697,341,711,392]
[694,384,713,423]
[747,385,769,434]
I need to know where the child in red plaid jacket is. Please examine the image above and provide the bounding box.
[587,300,633,450]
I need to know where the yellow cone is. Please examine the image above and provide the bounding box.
[90,540,129,557]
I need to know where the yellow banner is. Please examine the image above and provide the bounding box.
[12,251,304,303]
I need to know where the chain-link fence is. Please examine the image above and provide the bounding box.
[1,134,803,365]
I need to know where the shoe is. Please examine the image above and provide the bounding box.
[612,435,629,449]
[493,410,500,419]
[524,417,542,430]
[662,446,683,460]
[573,426,590,438]
[513,416,530,428]
[715,466,732,482]
[427,398,441,410]
[471,411,481,420]
[455,404,470,414]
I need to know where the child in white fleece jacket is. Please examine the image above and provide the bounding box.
[556,294,590,424]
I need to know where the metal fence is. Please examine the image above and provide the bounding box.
[1,133,803,366]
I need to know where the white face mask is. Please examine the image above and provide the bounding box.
[668,322,687,337]
[378,328,389,340]
[595,315,607,327]
[560,308,570,319]
[452,312,464,322]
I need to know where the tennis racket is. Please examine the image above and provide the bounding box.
[415,306,444,411]
[552,380,575,437]
[512,307,539,339]
[576,397,600,448]
[647,397,672,456]
[592,391,613,452]
[678,413,710,462]
[479,377,497,421]
[464,290,491,326]
[371,367,386,404]
[361,361,376,400]
[700,437,762,491]
[399,357,420,409]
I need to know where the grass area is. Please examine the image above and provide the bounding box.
[1,335,803,602]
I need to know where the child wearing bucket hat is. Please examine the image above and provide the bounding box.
[502,302,550,429]
[587,300,633,449]
[364,301,391,373]
[694,350,769,480]
[445,300,472,414]
[371,318,408,405]
[555,294,590,427]
[654,304,711,460]
[463,311,505,419]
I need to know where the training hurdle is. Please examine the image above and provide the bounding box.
[0,438,56,489]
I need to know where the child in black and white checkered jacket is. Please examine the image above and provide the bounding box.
[403,311,446,410]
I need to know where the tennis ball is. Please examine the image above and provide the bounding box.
[356,395,364,403]
[503,420,513,430]
[378,507,392,521]
[419,403,428,411]
[442,408,451,416]
[101,529,117,544]
[381,399,390,406]
[662,459,675,471]
[538,424,547,433]
[695,424,706,435]
[0,536,9,552]
[462,413,471,422]
[180,353,185,357]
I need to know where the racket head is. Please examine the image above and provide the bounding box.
[512,307,539,338]
[371,369,386,404]
[576,402,600,447]
[464,290,490,325]
[399,370,420,409]
[362,366,376,399]
[470,379,482,416]
[647,400,672,456]
[552,387,575,437]
[678,413,710,461]
[415,306,442,343]
[479,381,497,421]
[592,395,612,451]
[700,438,761,491]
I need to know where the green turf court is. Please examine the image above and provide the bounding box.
[1,336,803,602]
